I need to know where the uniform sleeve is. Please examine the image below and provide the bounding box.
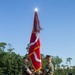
[24,65,32,74]
[22,65,29,72]
[22,65,28,75]
[48,63,54,74]
[22,65,28,71]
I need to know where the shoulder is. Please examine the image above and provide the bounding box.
[48,62,54,68]
[22,64,28,69]
[49,62,53,66]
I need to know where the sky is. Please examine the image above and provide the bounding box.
[0,0,75,66]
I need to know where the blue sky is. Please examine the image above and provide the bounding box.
[0,0,75,66]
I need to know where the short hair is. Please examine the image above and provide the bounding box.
[23,57,28,60]
[45,55,52,59]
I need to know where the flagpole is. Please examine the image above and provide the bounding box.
[28,7,42,72]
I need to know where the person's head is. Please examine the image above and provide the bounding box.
[23,57,29,64]
[45,55,52,63]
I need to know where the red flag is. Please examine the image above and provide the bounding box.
[28,11,42,72]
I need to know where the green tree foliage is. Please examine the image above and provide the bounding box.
[66,57,72,67]
[52,56,62,69]
[73,66,75,74]
[0,42,7,51]
[0,42,23,75]
[41,54,46,68]
[0,42,74,75]
[0,42,7,74]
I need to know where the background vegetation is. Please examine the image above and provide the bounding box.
[0,42,75,75]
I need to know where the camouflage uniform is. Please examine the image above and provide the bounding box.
[45,62,54,75]
[22,64,30,75]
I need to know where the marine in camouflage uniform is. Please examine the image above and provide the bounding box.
[44,55,54,75]
[22,57,32,75]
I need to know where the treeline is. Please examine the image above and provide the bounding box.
[0,42,23,75]
[0,42,75,75]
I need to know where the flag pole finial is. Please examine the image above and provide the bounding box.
[34,8,38,12]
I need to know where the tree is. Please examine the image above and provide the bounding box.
[66,57,72,67]
[52,56,63,69]
[0,42,7,51]
[0,51,7,74]
[41,54,46,68]
[0,42,24,75]
[7,43,15,54]
[0,42,7,74]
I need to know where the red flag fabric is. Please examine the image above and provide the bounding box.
[28,11,42,72]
